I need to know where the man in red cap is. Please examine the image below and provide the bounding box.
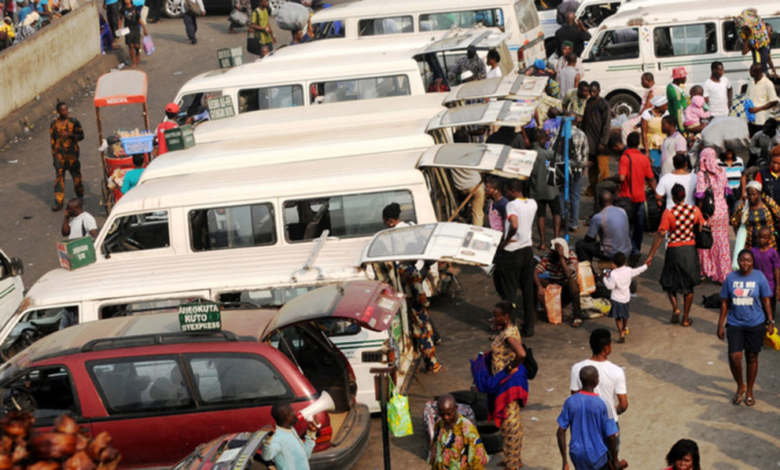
[155,103,179,156]
[666,67,688,133]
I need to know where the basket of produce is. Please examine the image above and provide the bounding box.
[118,129,154,155]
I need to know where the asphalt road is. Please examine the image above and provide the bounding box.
[0,7,779,470]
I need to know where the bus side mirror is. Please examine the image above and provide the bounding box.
[10,258,23,276]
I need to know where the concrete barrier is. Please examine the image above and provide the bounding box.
[0,2,101,122]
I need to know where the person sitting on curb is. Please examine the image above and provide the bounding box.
[535,238,584,327]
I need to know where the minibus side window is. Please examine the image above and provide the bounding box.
[283,190,416,242]
[2,306,79,359]
[580,2,621,30]
[654,23,716,58]
[534,0,561,12]
[515,0,540,32]
[103,212,170,254]
[310,75,411,104]
[189,203,276,252]
[725,18,780,51]
[238,86,304,113]
[100,298,202,319]
[584,28,639,62]
[358,16,413,36]
[177,91,222,125]
[419,9,504,32]
[312,21,345,39]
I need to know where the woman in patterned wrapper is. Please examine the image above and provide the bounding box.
[646,184,705,327]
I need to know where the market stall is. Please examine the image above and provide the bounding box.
[94,70,152,214]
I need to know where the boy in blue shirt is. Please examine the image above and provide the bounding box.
[261,402,319,470]
[557,366,625,470]
[121,153,145,194]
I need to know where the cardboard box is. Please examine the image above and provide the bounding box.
[164,125,196,152]
[56,236,96,271]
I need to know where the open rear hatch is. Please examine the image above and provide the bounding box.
[262,281,403,440]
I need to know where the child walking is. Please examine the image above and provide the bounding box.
[750,227,780,314]
[603,252,649,343]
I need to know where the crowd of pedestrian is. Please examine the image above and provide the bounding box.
[34,2,780,470]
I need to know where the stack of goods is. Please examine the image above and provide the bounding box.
[0,412,121,470]
[117,129,154,155]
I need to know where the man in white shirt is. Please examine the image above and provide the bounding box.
[703,61,732,118]
[570,329,628,436]
[493,179,538,337]
[660,115,688,176]
[747,62,779,137]
[61,198,98,240]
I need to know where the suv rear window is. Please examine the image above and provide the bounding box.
[89,358,193,415]
[283,190,416,242]
[185,355,290,404]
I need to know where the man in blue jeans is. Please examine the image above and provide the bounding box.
[553,111,589,232]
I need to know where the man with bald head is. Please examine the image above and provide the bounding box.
[261,402,319,470]
[557,366,623,470]
[555,11,591,56]
[428,394,488,470]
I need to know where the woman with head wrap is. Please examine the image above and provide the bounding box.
[641,94,669,167]
[695,148,732,283]
[646,184,704,326]
[730,180,780,251]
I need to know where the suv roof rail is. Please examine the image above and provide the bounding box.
[81,331,241,353]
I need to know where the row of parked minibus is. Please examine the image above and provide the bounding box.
[0,0,774,467]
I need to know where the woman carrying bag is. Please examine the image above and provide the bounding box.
[646,184,705,327]
[695,148,732,283]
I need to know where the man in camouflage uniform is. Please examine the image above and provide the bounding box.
[50,102,85,211]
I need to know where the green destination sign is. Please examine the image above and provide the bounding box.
[178,301,221,333]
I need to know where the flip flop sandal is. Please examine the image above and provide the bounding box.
[571,319,583,328]
[732,389,745,405]
[617,336,626,344]
[671,311,681,324]
[427,365,448,375]
[682,319,693,327]
[745,396,756,407]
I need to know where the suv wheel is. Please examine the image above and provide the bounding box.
[165,0,184,18]
[269,0,286,15]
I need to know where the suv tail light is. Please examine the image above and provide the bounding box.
[314,423,333,452]
[517,46,525,64]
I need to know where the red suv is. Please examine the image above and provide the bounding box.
[0,281,402,470]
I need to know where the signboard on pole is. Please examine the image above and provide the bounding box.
[178,301,222,333]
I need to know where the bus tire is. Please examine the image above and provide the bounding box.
[608,92,640,118]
